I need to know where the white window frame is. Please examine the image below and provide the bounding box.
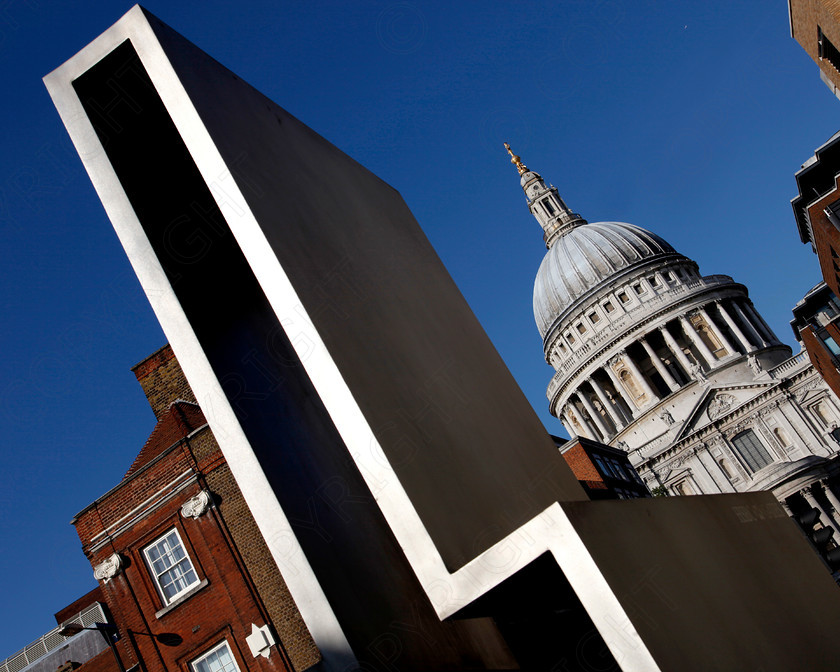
[143,528,200,605]
[191,641,241,672]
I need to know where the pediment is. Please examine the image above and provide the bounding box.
[796,384,827,406]
[658,464,692,485]
[672,382,776,442]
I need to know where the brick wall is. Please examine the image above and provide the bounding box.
[561,441,604,484]
[132,345,197,420]
[54,586,105,625]
[207,465,321,671]
[802,324,840,399]
[790,0,840,94]
[71,346,319,671]
[806,178,840,299]
[75,456,299,672]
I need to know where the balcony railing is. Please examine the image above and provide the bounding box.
[0,602,107,672]
[767,350,809,379]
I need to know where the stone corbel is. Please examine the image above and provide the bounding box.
[93,553,123,584]
[180,490,212,519]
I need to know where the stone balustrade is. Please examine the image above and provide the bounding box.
[767,350,809,379]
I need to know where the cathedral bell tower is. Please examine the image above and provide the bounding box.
[504,142,585,248]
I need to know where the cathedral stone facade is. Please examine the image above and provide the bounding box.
[508,144,840,531]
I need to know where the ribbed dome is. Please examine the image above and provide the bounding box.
[534,221,679,337]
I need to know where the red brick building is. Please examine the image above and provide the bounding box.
[553,436,650,500]
[67,346,321,672]
[789,0,840,99]
[792,131,840,299]
[792,282,840,406]
[791,131,840,403]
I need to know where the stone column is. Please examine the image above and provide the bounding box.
[698,305,735,357]
[640,337,679,392]
[679,315,716,367]
[732,300,768,348]
[604,364,639,417]
[821,480,840,528]
[577,388,611,440]
[745,301,779,345]
[589,377,625,429]
[659,326,695,376]
[621,351,660,406]
[778,499,793,516]
[715,301,755,353]
[802,485,840,536]
[559,414,576,440]
[563,405,591,440]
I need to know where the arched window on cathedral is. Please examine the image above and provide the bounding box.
[542,198,556,216]
[813,400,835,427]
[690,314,726,358]
[619,369,644,404]
[674,480,694,496]
[730,429,773,473]
[773,427,790,448]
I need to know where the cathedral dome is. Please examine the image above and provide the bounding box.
[533,221,679,338]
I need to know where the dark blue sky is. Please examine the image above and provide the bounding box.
[1,0,838,657]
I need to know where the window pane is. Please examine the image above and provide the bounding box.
[731,430,772,473]
[193,643,239,672]
[145,529,199,603]
[822,335,840,356]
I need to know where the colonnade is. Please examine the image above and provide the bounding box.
[560,298,782,442]
[781,480,840,540]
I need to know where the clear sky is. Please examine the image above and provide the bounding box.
[1,0,838,658]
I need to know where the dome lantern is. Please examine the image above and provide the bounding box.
[504,142,586,248]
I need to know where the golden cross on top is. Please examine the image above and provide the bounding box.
[504,142,528,175]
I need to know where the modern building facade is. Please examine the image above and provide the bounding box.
[510,144,840,539]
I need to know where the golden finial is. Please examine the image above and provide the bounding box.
[504,142,528,175]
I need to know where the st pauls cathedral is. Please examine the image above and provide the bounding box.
[506,143,840,528]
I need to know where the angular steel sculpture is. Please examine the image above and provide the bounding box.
[46,7,840,670]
